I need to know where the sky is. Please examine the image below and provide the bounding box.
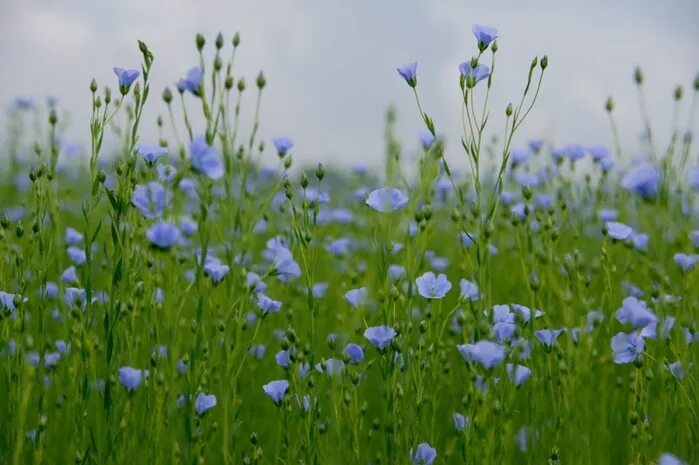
[0,0,697,171]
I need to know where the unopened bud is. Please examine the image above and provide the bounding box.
[195,33,205,51]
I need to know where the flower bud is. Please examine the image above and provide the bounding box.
[215,32,224,50]
[232,32,240,47]
[605,96,614,113]
[90,79,98,93]
[162,87,173,104]
[540,55,548,70]
[633,67,643,85]
[505,103,513,117]
[674,85,683,101]
[256,71,266,89]
[195,33,205,51]
[237,78,246,92]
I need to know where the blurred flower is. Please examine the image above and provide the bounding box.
[366,187,408,212]
[535,329,565,349]
[410,442,437,465]
[611,332,644,364]
[262,380,289,406]
[615,296,655,329]
[177,67,202,95]
[146,222,181,250]
[271,137,294,156]
[621,163,659,199]
[132,182,170,218]
[459,279,480,301]
[506,363,532,386]
[364,326,396,350]
[190,136,223,180]
[118,367,143,391]
[194,392,217,415]
[457,340,505,369]
[605,222,633,240]
[344,343,365,364]
[257,293,282,314]
[137,144,168,165]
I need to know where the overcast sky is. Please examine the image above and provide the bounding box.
[1,0,697,170]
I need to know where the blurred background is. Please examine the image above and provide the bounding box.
[1,0,697,170]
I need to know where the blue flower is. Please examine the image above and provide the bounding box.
[14,98,34,109]
[132,182,170,218]
[366,187,408,212]
[459,279,480,302]
[611,332,644,364]
[397,62,418,87]
[65,227,83,246]
[666,361,688,380]
[631,232,649,251]
[658,453,687,465]
[416,272,451,299]
[177,67,203,95]
[512,304,543,323]
[615,296,656,329]
[410,442,436,465]
[0,291,25,312]
[459,62,490,84]
[113,67,140,94]
[137,143,168,165]
[344,343,364,364]
[61,266,79,284]
[528,139,545,152]
[246,272,267,293]
[262,379,289,406]
[621,163,659,199]
[190,136,223,180]
[674,253,699,271]
[44,352,61,369]
[265,239,301,283]
[275,350,291,369]
[146,222,181,250]
[64,287,87,309]
[67,246,86,265]
[364,326,397,351]
[55,340,70,354]
[271,137,294,156]
[118,367,143,391]
[327,238,352,256]
[344,287,368,308]
[472,24,498,47]
[388,264,406,281]
[315,358,345,376]
[589,145,611,162]
[194,392,217,415]
[257,293,282,314]
[457,340,505,369]
[492,305,516,342]
[506,364,532,386]
[419,130,435,149]
[204,262,230,284]
[605,221,633,240]
[453,412,469,431]
[510,149,531,166]
[535,329,565,349]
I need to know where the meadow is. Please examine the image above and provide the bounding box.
[0,26,697,464]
